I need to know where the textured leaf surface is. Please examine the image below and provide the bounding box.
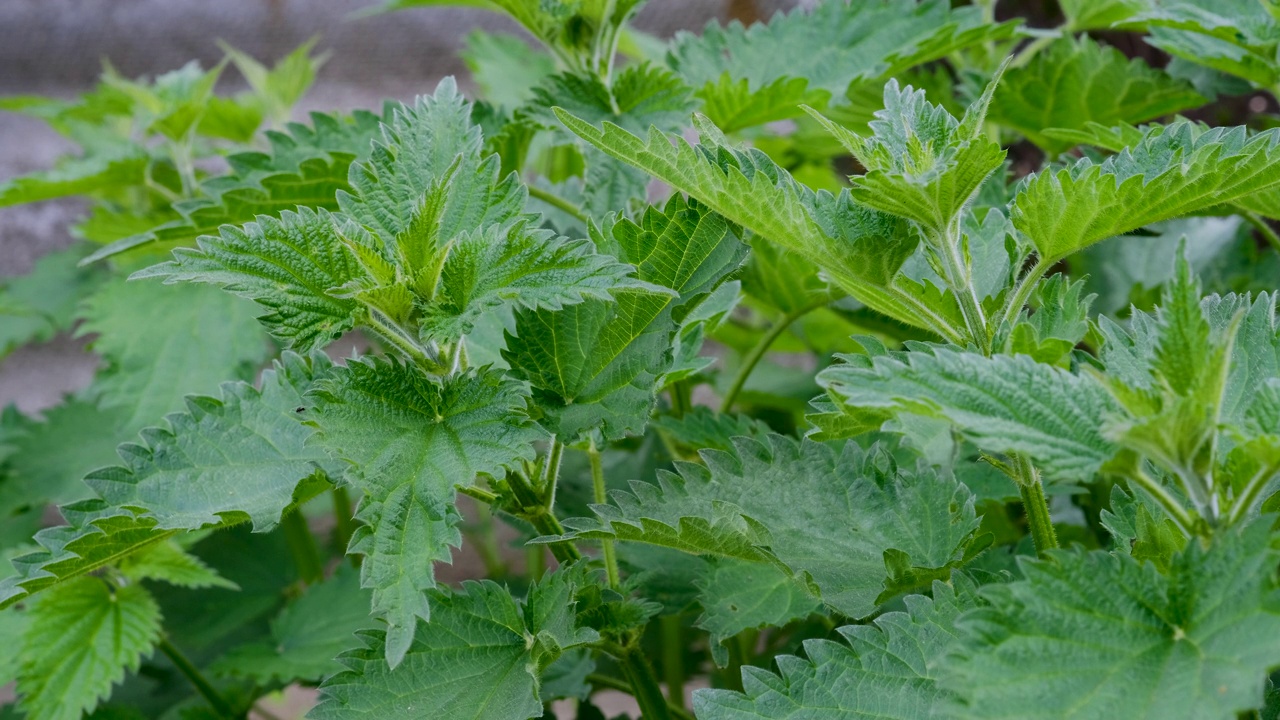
[136,208,363,351]
[696,74,830,134]
[1,400,129,512]
[945,522,1280,719]
[696,559,819,665]
[310,359,543,666]
[819,346,1120,483]
[1012,122,1280,261]
[118,539,237,589]
[503,288,675,441]
[86,352,339,532]
[0,148,147,207]
[313,570,598,720]
[991,36,1205,154]
[559,436,980,618]
[695,580,976,719]
[16,578,161,720]
[79,278,271,431]
[214,564,375,683]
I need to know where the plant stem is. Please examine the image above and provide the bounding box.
[527,545,547,581]
[527,185,590,224]
[1243,210,1280,254]
[331,485,357,560]
[542,438,565,507]
[507,471,582,564]
[588,440,622,588]
[660,614,686,711]
[158,637,235,718]
[1010,32,1058,68]
[616,645,674,720]
[997,254,1054,333]
[670,379,692,417]
[720,302,821,413]
[587,674,695,720]
[1126,466,1196,535]
[1225,457,1280,526]
[1015,456,1058,556]
[282,510,324,584]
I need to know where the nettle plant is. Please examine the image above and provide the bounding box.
[7,0,1280,718]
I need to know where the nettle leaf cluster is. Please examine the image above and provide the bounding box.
[5,0,1280,718]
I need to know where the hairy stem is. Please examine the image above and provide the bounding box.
[661,614,686,711]
[588,440,621,588]
[936,222,990,353]
[720,301,823,413]
[616,645,674,720]
[1015,456,1058,556]
[542,438,565,508]
[282,509,324,584]
[507,470,582,564]
[1225,458,1280,526]
[527,185,590,224]
[1243,210,1280,254]
[997,254,1054,333]
[1125,466,1196,535]
[158,636,235,717]
[331,485,357,562]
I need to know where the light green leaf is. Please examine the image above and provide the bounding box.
[529,63,694,136]
[118,539,238,590]
[557,436,980,618]
[1060,0,1147,30]
[991,36,1205,154]
[694,580,976,719]
[312,569,599,720]
[1,400,130,512]
[0,245,103,356]
[214,564,375,683]
[1136,0,1280,87]
[310,359,543,666]
[1012,121,1280,262]
[421,221,640,342]
[16,578,161,720]
[461,30,555,112]
[0,147,148,207]
[503,287,675,441]
[944,521,1280,719]
[696,559,819,667]
[220,38,325,123]
[819,345,1120,483]
[135,208,363,351]
[85,352,339,532]
[696,74,831,134]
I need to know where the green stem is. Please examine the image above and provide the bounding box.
[616,645,673,720]
[670,380,693,417]
[997,254,1054,333]
[720,302,820,413]
[364,311,440,372]
[1126,466,1196,535]
[1010,32,1058,68]
[589,440,621,588]
[527,545,547,581]
[936,222,990,352]
[282,510,324,584]
[468,498,508,578]
[542,438,565,507]
[1243,210,1280,254]
[331,486,357,560]
[587,674,695,720]
[158,636,235,717]
[527,185,589,224]
[661,614,686,711]
[1015,456,1058,556]
[507,471,582,564]
[1225,457,1280,526]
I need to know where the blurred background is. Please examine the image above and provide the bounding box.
[0,0,800,413]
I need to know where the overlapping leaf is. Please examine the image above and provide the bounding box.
[309,359,543,666]
[1012,121,1280,262]
[695,580,976,719]
[944,521,1280,719]
[819,344,1120,483]
[85,352,340,532]
[556,436,980,618]
[312,569,599,720]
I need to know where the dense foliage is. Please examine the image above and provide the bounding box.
[5,0,1280,718]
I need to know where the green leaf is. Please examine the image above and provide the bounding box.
[0,147,148,207]
[118,539,238,590]
[310,359,543,666]
[557,436,980,618]
[16,578,162,720]
[695,74,831,134]
[312,568,599,720]
[819,345,1120,483]
[944,521,1280,719]
[1,400,130,512]
[0,605,28,686]
[88,108,385,264]
[696,559,819,667]
[0,245,103,356]
[668,0,1016,94]
[135,208,363,351]
[530,63,694,136]
[220,38,325,123]
[1012,121,1280,262]
[991,36,1205,154]
[85,352,339,532]
[79,278,271,432]
[1059,0,1147,30]
[694,579,976,719]
[503,287,675,441]
[555,109,940,335]
[1136,0,1280,87]
[461,30,555,112]
[213,564,375,683]
[421,221,640,342]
